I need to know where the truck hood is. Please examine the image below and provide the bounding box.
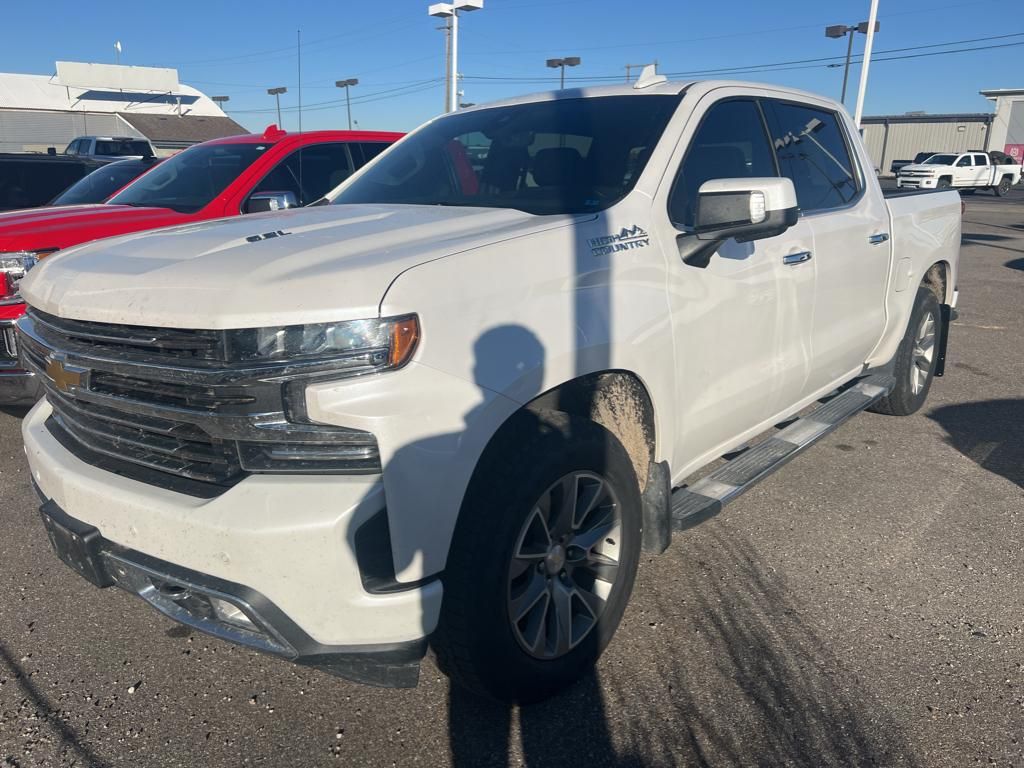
[0,204,189,252]
[898,164,941,173]
[21,204,575,328]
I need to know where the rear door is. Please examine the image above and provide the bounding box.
[762,98,890,395]
[972,153,991,186]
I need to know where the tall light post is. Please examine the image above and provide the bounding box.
[428,0,483,113]
[546,56,581,89]
[211,95,230,113]
[825,19,880,105]
[335,79,359,130]
[267,86,287,127]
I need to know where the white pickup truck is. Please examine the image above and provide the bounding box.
[897,150,1021,195]
[18,77,961,703]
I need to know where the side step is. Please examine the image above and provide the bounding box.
[670,374,895,532]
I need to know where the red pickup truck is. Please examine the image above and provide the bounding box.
[0,126,402,403]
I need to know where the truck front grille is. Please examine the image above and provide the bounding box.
[17,308,380,497]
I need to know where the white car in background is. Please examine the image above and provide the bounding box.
[897,150,1021,195]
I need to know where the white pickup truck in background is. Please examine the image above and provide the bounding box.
[897,150,1022,195]
[18,76,961,703]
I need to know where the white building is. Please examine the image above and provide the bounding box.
[0,62,246,156]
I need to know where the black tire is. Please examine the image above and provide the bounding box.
[433,412,642,703]
[995,176,1012,196]
[870,285,941,416]
[937,177,952,190]
[959,188,976,196]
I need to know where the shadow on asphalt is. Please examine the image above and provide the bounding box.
[446,531,921,767]
[929,399,1024,489]
[1006,257,1024,271]
[962,232,1012,242]
[0,640,108,767]
[0,405,30,419]
[613,533,919,767]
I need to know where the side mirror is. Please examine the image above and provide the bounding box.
[680,177,799,268]
[245,190,298,214]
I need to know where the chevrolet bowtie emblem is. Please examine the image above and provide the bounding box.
[45,356,86,393]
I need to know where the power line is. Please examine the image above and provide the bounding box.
[458,32,1024,85]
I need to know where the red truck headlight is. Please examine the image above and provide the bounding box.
[0,250,57,304]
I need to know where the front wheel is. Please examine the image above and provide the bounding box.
[937,178,952,190]
[433,414,642,703]
[995,176,1012,196]
[870,285,941,416]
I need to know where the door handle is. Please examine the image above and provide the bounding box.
[869,233,890,245]
[783,251,812,265]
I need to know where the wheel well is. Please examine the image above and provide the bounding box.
[924,261,949,302]
[939,175,952,183]
[514,371,657,492]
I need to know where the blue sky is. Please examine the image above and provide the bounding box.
[3,0,1022,133]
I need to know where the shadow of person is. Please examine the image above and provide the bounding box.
[365,325,619,765]
[928,398,1024,488]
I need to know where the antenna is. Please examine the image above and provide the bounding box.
[633,64,667,90]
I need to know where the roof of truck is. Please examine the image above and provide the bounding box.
[454,79,845,113]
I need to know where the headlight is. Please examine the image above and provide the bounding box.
[226,314,420,371]
[0,250,58,304]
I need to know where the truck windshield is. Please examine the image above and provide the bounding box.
[50,160,157,206]
[332,95,680,215]
[923,154,957,165]
[108,143,267,213]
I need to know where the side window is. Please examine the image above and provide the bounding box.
[249,143,355,206]
[358,142,390,166]
[763,100,859,212]
[956,156,972,167]
[973,154,988,166]
[668,99,776,228]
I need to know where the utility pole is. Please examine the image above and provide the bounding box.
[114,40,122,66]
[428,1,483,113]
[854,0,880,127]
[335,79,359,130]
[267,87,287,128]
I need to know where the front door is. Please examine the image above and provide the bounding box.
[650,93,816,474]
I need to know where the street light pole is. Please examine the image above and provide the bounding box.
[825,20,880,107]
[335,79,359,130]
[267,87,287,128]
[428,1,483,113]
[546,56,581,89]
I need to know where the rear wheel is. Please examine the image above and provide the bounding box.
[433,414,642,703]
[995,176,1012,196]
[870,285,941,416]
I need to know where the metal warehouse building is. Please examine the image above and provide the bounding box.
[0,61,246,156]
[862,88,1024,175]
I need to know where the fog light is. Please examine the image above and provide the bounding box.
[209,596,255,629]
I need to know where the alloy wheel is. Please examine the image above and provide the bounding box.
[911,310,936,395]
[506,471,622,660]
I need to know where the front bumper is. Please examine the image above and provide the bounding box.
[23,398,443,687]
[0,317,41,404]
[897,176,937,189]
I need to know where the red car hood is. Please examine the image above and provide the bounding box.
[0,205,192,253]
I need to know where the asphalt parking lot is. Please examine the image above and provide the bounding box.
[1,189,1022,768]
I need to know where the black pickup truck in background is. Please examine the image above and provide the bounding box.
[0,153,108,211]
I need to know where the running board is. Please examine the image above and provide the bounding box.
[670,374,895,532]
